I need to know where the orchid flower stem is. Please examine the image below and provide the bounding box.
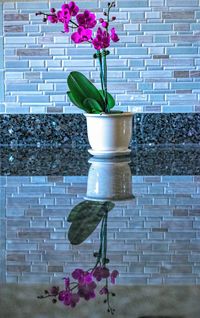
[69,19,79,27]
[103,50,108,113]
[37,294,54,299]
[97,50,106,112]
[98,213,105,261]
[103,213,108,264]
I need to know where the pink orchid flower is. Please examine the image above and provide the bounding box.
[62,1,79,16]
[76,10,97,29]
[47,14,58,23]
[56,9,70,24]
[54,2,79,31]
[102,21,109,28]
[92,27,110,50]
[110,27,119,42]
[71,26,92,44]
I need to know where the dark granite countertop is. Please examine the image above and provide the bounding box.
[1,113,200,146]
[1,145,200,175]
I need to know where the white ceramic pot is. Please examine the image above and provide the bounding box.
[85,157,134,201]
[84,112,133,157]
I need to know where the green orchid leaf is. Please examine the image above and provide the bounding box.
[83,98,103,114]
[67,91,92,113]
[67,91,84,109]
[99,90,115,110]
[67,71,105,110]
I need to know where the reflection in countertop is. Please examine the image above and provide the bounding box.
[1,144,200,175]
[1,144,200,317]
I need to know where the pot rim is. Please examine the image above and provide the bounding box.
[84,111,134,118]
[84,195,135,201]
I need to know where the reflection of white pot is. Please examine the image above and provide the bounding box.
[84,112,133,157]
[85,157,134,201]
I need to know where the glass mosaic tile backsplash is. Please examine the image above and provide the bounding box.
[0,0,200,114]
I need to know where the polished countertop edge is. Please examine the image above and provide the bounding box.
[1,144,200,176]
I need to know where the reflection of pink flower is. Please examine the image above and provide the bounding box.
[58,290,80,307]
[84,272,93,284]
[92,27,110,50]
[63,292,72,306]
[99,286,108,295]
[110,27,119,42]
[93,266,110,281]
[72,268,84,281]
[110,270,119,284]
[64,277,70,289]
[71,26,92,43]
[70,293,80,307]
[72,268,94,285]
[50,286,59,295]
[77,10,97,29]
[78,281,97,300]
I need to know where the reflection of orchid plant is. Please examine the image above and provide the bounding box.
[38,201,118,314]
[36,2,119,114]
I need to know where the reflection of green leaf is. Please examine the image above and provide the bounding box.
[67,200,115,245]
[68,201,114,222]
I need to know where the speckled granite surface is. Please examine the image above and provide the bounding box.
[1,114,200,146]
[1,285,200,318]
[134,113,200,145]
[1,145,200,175]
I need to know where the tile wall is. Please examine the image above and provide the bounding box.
[1,0,200,114]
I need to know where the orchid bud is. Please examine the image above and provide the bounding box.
[50,8,56,13]
[102,21,109,28]
[99,18,104,23]
[112,16,116,20]
[43,17,47,22]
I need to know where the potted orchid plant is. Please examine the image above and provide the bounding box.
[36,2,133,157]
